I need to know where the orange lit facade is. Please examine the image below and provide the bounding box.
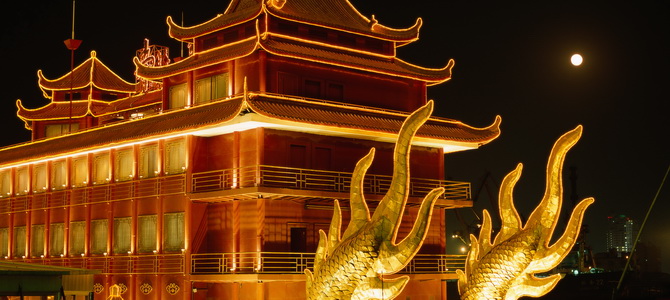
[0,0,500,299]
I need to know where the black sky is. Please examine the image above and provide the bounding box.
[1,1,669,270]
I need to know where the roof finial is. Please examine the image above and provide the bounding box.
[266,0,286,9]
[64,0,82,51]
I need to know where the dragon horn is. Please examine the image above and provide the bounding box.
[527,197,594,273]
[526,126,583,243]
[342,148,375,241]
[493,163,524,246]
[371,101,434,240]
[328,200,342,249]
[377,187,443,273]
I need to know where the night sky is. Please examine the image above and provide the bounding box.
[2,1,669,271]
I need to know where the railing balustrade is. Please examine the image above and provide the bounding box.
[0,175,186,214]
[7,252,464,276]
[11,254,185,275]
[192,165,471,201]
[191,252,466,275]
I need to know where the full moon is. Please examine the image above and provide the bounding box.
[571,54,583,66]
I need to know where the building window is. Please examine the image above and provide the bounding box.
[71,156,88,188]
[139,144,159,178]
[69,221,85,256]
[304,79,322,99]
[327,83,344,101]
[45,123,79,137]
[32,164,47,193]
[164,139,186,175]
[0,170,10,197]
[0,228,8,257]
[14,167,29,196]
[309,28,328,42]
[289,144,308,168]
[101,93,119,101]
[163,212,184,252]
[64,92,82,101]
[277,22,299,35]
[277,72,299,96]
[202,35,220,50]
[14,226,26,257]
[51,160,67,190]
[195,73,228,105]
[115,149,134,182]
[50,223,64,257]
[113,217,131,254]
[337,33,356,47]
[169,83,187,109]
[31,224,45,257]
[138,215,157,253]
[223,30,238,43]
[90,219,108,255]
[92,152,110,185]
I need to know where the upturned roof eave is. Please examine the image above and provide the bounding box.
[1,95,500,168]
[37,52,136,93]
[167,1,420,43]
[135,36,261,80]
[15,91,163,121]
[136,33,453,83]
[167,5,263,41]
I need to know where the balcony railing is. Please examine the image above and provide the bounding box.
[10,253,185,275]
[192,165,471,202]
[0,175,185,214]
[8,252,465,276]
[191,252,466,275]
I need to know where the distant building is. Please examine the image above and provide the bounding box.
[606,215,637,255]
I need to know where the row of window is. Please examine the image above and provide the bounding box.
[273,20,391,54]
[0,138,186,197]
[277,72,344,101]
[45,123,80,138]
[169,73,229,109]
[0,212,184,258]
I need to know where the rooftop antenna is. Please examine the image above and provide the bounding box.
[64,0,82,134]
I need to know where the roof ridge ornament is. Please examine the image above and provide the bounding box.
[266,0,286,9]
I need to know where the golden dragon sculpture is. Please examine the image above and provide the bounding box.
[305,101,444,300]
[304,100,592,300]
[456,126,594,300]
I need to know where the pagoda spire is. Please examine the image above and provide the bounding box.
[64,0,82,134]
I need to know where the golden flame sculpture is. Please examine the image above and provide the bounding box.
[305,101,444,300]
[456,126,594,300]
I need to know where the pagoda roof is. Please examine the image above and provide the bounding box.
[38,51,136,97]
[16,91,162,126]
[167,0,420,42]
[135,37,260,79]
[0,94,500,167]
[246,94,500,143]
[135,35,453,84]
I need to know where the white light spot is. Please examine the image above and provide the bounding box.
[571,54,583,66]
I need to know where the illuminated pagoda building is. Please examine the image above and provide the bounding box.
[0,0,500,299]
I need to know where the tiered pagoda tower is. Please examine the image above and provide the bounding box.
[0,0,500,299]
